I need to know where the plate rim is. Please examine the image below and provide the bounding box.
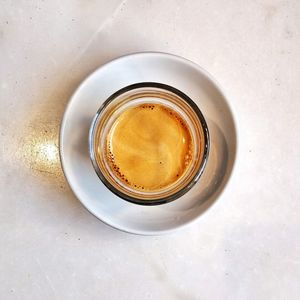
[59,51,239,235]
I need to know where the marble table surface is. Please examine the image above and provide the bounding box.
[1,0,299,299]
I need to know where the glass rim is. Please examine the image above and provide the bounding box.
[89,82,210,205]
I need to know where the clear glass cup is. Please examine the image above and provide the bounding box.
[89,82,210,205]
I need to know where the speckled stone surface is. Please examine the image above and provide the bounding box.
[1,1,300,299]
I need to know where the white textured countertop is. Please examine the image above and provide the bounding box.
[1,1,300,299]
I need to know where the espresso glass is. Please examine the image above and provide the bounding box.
[89,82,209,205]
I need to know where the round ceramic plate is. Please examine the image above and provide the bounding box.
[60,52,237,235]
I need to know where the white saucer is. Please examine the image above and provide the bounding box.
[60,52,237,235]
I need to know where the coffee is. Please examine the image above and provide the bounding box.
[90,83,210,204]
[105,103,193,191]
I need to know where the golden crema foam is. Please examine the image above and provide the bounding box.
[105,103,193,191]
